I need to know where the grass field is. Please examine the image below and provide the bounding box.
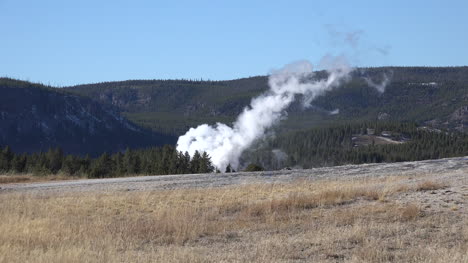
[0,174,467,262]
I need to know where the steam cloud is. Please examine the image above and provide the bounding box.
[325,24,364,49]
[364,72,391,93]
[177,56,353,171]
[172,27,393,171]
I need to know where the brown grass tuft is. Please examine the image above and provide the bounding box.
[416,180,447,191]
[400,204,421,221]
[0,174,79,184]
[0,175,33,184]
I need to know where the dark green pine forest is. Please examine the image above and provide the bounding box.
[1,121,468,177]
[242,122,468,170]
[0,145,214,178]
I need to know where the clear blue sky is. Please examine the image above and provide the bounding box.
[1,0,467,86]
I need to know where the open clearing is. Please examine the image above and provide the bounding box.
[0,157,467,262]
[352,135,405,147]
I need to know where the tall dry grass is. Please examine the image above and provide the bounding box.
[0,176,466,262]
[416,180,447,191]
[0,174,81,184]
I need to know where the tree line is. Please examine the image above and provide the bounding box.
[244,121,468,169]
[2,121,468,177]
[0,145,214,178]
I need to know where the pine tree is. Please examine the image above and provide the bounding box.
[225,164,232,173]
[62,155,80,175]
[11,154,26,173]
[112,152,125,176]
[0,146,13,172]
[168,150,179,174]
[190,150,201,173]
[199,152,214,173]
[46,148,63,174]
[183,152,191,173]
[89,153,114,178]
[33,152,49,175]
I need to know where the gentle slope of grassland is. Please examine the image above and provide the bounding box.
[0,174,467,262]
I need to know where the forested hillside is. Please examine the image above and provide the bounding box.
[66,77,267,135]
[2,121,467,178]
[0,78,175,155]
[2,67,467,161]
[241,121,468,170]
[65,67,468,135]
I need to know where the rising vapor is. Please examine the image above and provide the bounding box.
[364,72,392,93]
[177,56,354,171]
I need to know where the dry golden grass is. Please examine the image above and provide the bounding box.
[0,174,80,184]
[0,175,32,184]
[416,180,447,191]
[0,175,466,262]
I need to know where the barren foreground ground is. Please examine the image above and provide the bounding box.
[1,157,467,262]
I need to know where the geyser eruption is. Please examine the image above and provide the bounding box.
[177,56,354,171]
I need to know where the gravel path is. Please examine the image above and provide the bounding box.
[1,156,467,194]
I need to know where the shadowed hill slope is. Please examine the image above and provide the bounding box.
[0,78,175,155]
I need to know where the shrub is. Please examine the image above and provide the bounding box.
[244,163,264,172]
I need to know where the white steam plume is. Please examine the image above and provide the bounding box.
[177,56,353,171]
[364,72,391,93]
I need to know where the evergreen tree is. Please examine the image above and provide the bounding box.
[225,164,232,173]
[0,146,13,172]
[80,155,91,176]
[190,150,201,173]
[89,153,114,178]
[199,152,214,173]
[62,155,80,175]
[11,154,26,173]
[183,151,191,173]
[112,152,126,176]
[46,148,63,174]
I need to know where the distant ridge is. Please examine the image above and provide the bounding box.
[0,78,175,156]
[64,67,468,135]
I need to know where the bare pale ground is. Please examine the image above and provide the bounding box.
[2,156,467,194]
[0,157,467,262]
[353,135,404,146]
